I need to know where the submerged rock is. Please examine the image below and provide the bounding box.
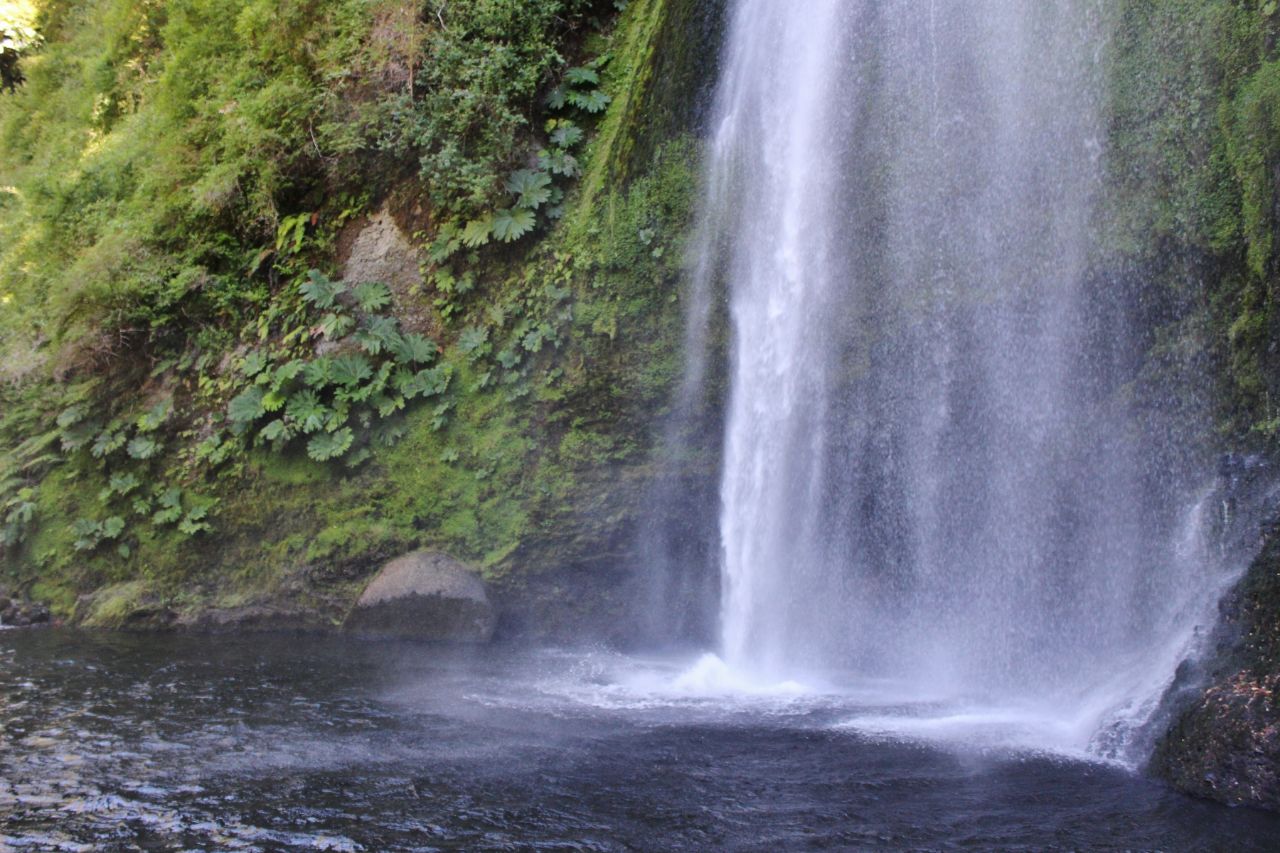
[344,551,495,642]
[0,595,52,629]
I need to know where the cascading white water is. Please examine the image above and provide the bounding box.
[694,0,1230,756]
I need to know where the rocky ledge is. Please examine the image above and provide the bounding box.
[1153,671,1279,810]
[1150,465,1280,813]
[0,588,51,628]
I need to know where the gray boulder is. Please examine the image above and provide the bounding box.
[344,551,495,642]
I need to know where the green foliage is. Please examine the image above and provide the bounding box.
[1105,0,1280,439]
[307,427,353,461]
[228,387,267,427]
[507,170,554,210]
[352,282,392,313]
[331,353,373,387]
[300,270,347,311]
[286,390,329,433]
[354,316,402,356]
[0,0,709,624]
[492,208,538,242]
[72,515,126,551]
[125,436,159,460]
[462,216,495,248]
[371,0,601,218]
[567,88,611,113]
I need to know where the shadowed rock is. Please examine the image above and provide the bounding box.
[344,551,495,642]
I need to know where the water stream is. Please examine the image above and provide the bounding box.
[695,0,1235,760]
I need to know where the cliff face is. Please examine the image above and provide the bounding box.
[1100,1,1280,811]
[0,0,726,642]
[1149,504,1280,811]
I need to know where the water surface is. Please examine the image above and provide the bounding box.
[1,631,1276,851]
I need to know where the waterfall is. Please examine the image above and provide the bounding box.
[693,0,1224,755]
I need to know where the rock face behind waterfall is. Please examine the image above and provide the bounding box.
[344,552,496,642]
[1152,491,1280,812]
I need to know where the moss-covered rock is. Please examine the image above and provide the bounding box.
[344,550,495,642]
[1152,516,1280,811]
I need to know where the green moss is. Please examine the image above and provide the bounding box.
[1104,0,1280,446]
[254,450,332,486]
[77,579,153,627]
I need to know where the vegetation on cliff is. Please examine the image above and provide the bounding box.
[0,0,721,633]
[1105,0,1280,810]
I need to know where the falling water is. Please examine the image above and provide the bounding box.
[696,1,1226,756]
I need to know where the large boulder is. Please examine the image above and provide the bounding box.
[344,551,495,642]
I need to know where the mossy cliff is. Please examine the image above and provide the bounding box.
[1103,0,1280,811]
[0,0,726,641]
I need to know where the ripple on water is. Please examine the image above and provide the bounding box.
[2,632,1280,851]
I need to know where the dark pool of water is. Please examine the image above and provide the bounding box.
[1,630,1278,851]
